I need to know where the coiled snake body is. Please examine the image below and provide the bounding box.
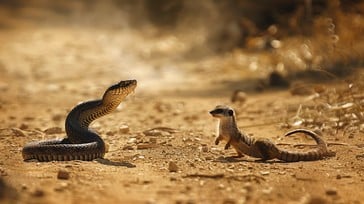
[22,80,137,162]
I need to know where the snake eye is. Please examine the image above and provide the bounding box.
[228,109,234,116]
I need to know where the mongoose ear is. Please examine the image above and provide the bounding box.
[228,110,234,116]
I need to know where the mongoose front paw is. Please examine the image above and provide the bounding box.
[224,143,231,150]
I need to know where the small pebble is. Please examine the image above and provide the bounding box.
[122,145,134,150]
[168,161,178,172]
[231,90,247,104]
[0,167,7,176]
[32,189,45,197]
[262,187,273,194]
[127,138,137,144]
[21,184,27,190]
[325,189,337,196]
[57,169,70,180]
[119,125,130,134]
[260,171,270,176]
[19,123,29,130]
[307,196,328,204]
[106,131,115,136]
[54,182,68,192]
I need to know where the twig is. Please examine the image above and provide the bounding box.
[183,173,224,179]
[143,127,179,133]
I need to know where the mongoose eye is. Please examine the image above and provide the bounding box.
[228,110,234,116]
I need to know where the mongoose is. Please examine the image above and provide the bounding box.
[210,105,335,162]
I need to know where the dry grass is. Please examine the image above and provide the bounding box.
[285,73,364,137]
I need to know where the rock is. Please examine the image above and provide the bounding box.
[0,167,7,176]
[231,90,247,104]
[260,171,270,176]
[307,196,328,204]
[127,138,137,144]
[218,184,225,189]
[32,189,45,197]
[122,145,134,150]
[44,127,63,134]
[54,182,68,192]
[21,184,27,190]
[106,131,115,136]
[57,169,70,180]
[262,187,273,194]
[168,161,178,172]
[19,123,29,130]
[325,189,337,196]
[119,125,130,134]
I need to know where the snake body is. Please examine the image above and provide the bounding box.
[22,80,137,162]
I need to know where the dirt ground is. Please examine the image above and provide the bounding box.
[1,2,364,204]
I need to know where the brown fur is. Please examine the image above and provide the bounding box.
[210,105,335,162]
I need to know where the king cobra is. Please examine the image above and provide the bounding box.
[22,80,137,162]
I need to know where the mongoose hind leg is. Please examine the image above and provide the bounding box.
[224,140,231,150]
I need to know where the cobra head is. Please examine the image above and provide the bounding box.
[103,80,137,101]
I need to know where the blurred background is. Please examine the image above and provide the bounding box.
[1,2,364,202]
[0,0,363,94]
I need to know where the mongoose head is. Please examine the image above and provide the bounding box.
[209,105,235,118]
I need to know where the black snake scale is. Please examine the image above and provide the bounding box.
[22,80,137,162]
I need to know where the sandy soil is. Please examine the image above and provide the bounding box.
[1,3,364,204]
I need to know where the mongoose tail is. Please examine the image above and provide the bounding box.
[284,129,327,149]
[272,129,331,162]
